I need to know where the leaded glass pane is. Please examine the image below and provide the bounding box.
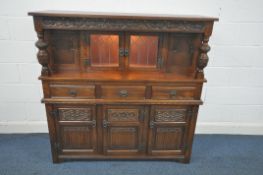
[129,35,158,68]
[90,34,119,67]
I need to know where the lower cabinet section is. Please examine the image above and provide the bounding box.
[50,104,196,162]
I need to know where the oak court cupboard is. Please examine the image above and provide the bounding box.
[28,11,218,163]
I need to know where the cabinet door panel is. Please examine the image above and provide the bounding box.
[55,106,97,155]
[102,105,147,155]
[148,105,191,156]
[80,32,125,70]
[48,30,80,72]
[166,34,202,76]
[126,33,163,70]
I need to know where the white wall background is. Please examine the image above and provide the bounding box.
[0,0,262,134]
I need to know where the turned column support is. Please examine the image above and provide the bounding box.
[34,17,50,76]
[196,35,211,79]
[196,21,214,79]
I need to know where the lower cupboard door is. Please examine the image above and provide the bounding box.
[55,106,97,156]
[102,105,146,156]
[148,125,187,156]
[148,105,190,156]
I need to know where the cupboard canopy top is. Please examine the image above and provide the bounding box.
[28,10,218,21]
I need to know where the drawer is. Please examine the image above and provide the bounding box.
[50,84,95,98]
[152,86,196,100]
[101,85,146,99]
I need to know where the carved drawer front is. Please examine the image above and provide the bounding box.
[50,84,95,98]
[102,105,146,155]
[101,85,146,99]
[55,106,97,156]
[152,86,196,100]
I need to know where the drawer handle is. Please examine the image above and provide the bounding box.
[169,90,177,98]
[119,90,128,97]
[68,89,77,97]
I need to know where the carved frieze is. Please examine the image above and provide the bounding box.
[59,108,92,121]
[108,109,139,121]
[42,17,205,32]
[154,109,187,122]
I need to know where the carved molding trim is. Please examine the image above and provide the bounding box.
[156,127,182,133]
[108,109,139,121]
[110,127,136,133]
[63,126,90,132]
[59,108,92,121]
[42,17,205,32]
[154,109,187,122]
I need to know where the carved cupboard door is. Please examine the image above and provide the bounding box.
[53,105,97,156]
[102,105,147,156]
[166,33,202,76]
[148,105,191,156]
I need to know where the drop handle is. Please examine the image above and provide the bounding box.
[169,90,177,98]
[119,90,128,97]
[68,89,77,97]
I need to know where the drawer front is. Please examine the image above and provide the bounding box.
[101,85,146,99]
[152,86,196,100]
[50,84,95,98]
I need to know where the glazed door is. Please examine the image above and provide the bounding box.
[53,105,97,156]
[125,33,164,70]
[148,105,191,156]
[80,32,125,71]
[102,105,147,156]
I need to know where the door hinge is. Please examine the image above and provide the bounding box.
[149,121,155,128]
[50,109,59,118]
[124,48,129,57]
[91,119,96,127]
[54,142,60,150]
[83,58,91,66]
[139,143,145,151]
[157,57,164,68]
[184,144,189,152]
[119,48,124,57]
[103,120,110,128]
[139,110,145,122]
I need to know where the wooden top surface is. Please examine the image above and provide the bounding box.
[28,10,218,21]
[39,71,206,83]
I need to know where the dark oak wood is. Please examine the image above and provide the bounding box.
[29,11,217,163]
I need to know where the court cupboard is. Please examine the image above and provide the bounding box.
[29,11,218,163]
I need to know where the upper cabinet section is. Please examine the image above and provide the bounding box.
[30,11,217,79]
